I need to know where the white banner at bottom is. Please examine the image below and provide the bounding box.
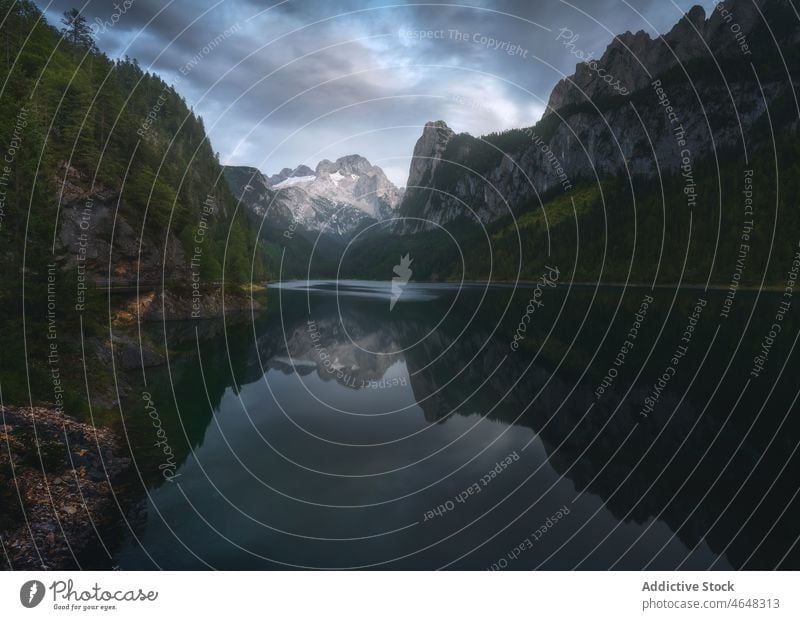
[1,571,797,619]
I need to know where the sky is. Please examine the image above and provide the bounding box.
[38,0,717,186]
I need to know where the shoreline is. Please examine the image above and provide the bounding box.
[0,407,132,570]
[267,278,783,293]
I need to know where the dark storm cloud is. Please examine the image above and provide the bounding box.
[38,0,718,185]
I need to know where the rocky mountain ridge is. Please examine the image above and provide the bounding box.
[225,154,402,239]
[267,154,402,221]
[395,0,798,232]
[266,164,315,186]
[545,0,772,114]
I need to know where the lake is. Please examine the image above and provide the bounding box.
[112,280,800,569]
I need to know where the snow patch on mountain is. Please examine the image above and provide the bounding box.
[224,154,403,239]
[273,175,316,189]
[267,155,402,227]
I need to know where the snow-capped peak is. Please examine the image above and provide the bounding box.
[260,155,403,229]
[273,174,316,189]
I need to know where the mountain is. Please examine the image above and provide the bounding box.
[394,0,799,234]
[545,0,786,114]
[267,154,402,222]
[342,0,800,287]
[224,164,367,239]
[266,164,315,186]
[224,154,402,239]
[223,165,294,227]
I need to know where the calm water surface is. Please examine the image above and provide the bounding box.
[113,281,800,569]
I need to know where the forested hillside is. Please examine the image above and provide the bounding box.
[343,134,800,286]
[0,1,266,411]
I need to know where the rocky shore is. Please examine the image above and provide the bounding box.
[112,287,263,323]
[0,406,131,570]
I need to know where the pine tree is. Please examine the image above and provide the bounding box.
[60,8,97,51]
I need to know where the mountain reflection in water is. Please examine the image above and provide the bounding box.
[113,281,800,570]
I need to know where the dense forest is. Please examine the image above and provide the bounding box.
[0,2,267,413]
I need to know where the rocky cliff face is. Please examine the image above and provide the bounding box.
[406,121,455,189]
[396,121,456,232]
[223,165,294,227]
[56,163,189,285]
[225,154,402,239]
[546,1,767,114]
[395,0,797,232]
[52,159,261,325]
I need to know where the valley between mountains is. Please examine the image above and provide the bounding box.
[2,0,800,570]
[224,0,800,285]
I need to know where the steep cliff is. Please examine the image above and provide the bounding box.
[223,165,294,228]
[395,0,798,232]
[406,121,456,190]
[397,121,456,232]
[546,0,798,114]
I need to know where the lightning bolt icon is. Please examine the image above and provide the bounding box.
[28,582,38,604]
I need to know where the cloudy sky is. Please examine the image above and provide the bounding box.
[38,0,716,186]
